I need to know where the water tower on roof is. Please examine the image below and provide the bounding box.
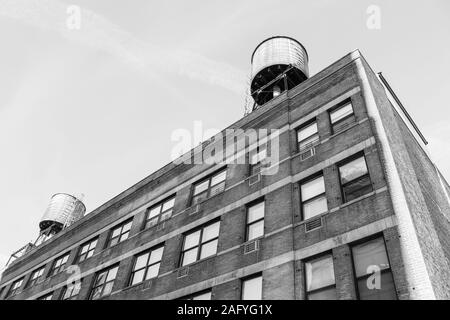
[5,193,86,267]
[250,36,309,109]
[39,193,86,235]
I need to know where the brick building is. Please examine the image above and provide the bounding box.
[1,37,450,300]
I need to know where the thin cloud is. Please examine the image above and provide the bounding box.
[0,0,247,94]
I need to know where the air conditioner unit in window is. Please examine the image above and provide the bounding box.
[300,147,315,161]
[248,173,261,186]
[305,217,322,232]
[243,239,260,254]
[177,266,189,278]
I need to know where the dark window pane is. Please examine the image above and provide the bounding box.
[342,175,373,202]
[357,272,396,300]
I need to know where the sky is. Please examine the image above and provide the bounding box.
[0,0,449,271]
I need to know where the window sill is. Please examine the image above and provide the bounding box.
[243,236,263,244]
[294,186,388,228]
[333,186,386,211]
[143,219,169,231]
[122,277,155,292]
[181,190,226,215]
[295,211,329,228]
[176,254,218,271]
[297,140,321,154]
[324,117,369,143]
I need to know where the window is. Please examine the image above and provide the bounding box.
[242,274,262,300]
[300,175,328,220]
[182,290,212,300]
[191,169,227,205]
[107,220,132,247]
[145,196,175,229]
[246,201,265,241]
[27,266,45,287]
[77,238,98,263]
[351,237,397,300]
[249,144,267,176]
[181,221,220,266]
[338,155,373,202]
[330,100,355,133]
[61,282,82,300]
[305,255,336,300]
[7,278,23,297]
[89,265,119,300]
[50,253,70,276]
[297,121,319,151]
[37,292,53,300]
[130,246,164,286]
